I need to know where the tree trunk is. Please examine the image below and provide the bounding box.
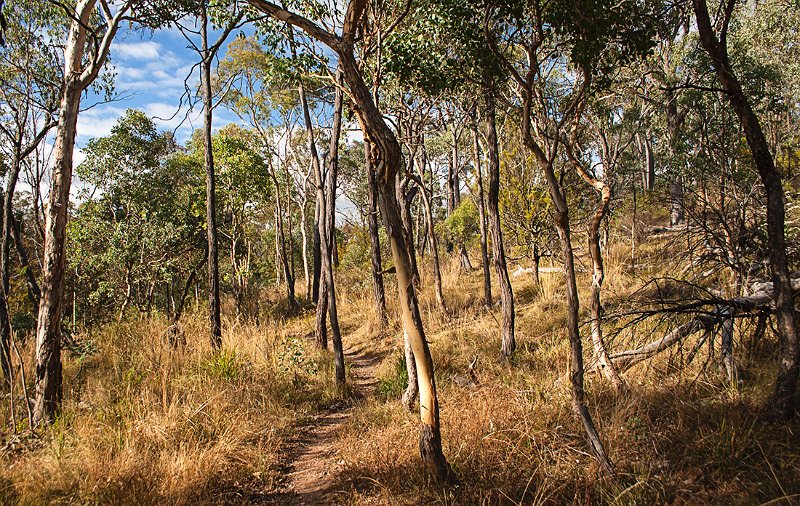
[301,67,344,380]
[366,140,388,326]
[339,46,454,482]
[450,127,472,272]
[516,78,614,475]
[670,177,685,226]
[315,274,329,349]
[286,177,296,296]
[33,0,96,425]
[300,196,310,301]
[644,134,655,192]
[273,185,297,309]
[117,267,132,322]
[532,244,541,289]
[297,72,329,346]
[401,328,418,411]
[323,73,345,385]
[248,0,455,482]
[569,150,626,391]
[554,191,615,476]
[397,176,420,286]
[0,145,27,388]
[694,0,799,419]
[200,8,222,350]
[483,90,515,359]
[416,145,447,313]
[11,212,40,313]
[473,123,492,307]
[312,197,322,303]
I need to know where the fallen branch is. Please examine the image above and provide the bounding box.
[608,277,800,373]
[610,316,713,372]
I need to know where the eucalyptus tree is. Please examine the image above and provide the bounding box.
[383,0,517,358]
[393,97,447,313]
[468,107,492,306]
[0,0,61,386]
[72,110,204,325]
[212,124,273,317]
[691,0,800,420]
[248,0,456,482]
[33,0,178,426]
[566,96,644,392]
[484,0,657,473]
[170,0,250,349]
[215,35,301,310]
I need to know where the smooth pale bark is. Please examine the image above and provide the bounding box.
[365,140,388,326]
[200,7,222,349]
[694,0,799,419]
[643,134,655,191]
[401,329,418,411]
[34,0,128,425]
[670,178,685,226]
[117,268,132,322]
[299,196,310,301]
[473,123,492,307]
[483,90,515,358]
[286,175,297,298]
[416,145,446,313]
[247,0,454,482]
[611,318,708,372]
[568,150,626,392]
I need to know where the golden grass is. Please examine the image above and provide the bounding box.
[0,311,337,504]
[331,234,800,504]
[1,224,799,505]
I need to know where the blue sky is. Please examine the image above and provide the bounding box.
[74,24,246,165]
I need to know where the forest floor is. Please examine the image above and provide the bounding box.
[3,221,800,504]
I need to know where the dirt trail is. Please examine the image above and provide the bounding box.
[265,341,384,505]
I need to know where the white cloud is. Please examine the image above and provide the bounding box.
[115,65,147,81]
[76,106,127,141]
[114,41,161,60]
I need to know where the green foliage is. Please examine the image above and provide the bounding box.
[376,355,409,401]
[340,225,372,273]
[201,349,241,381]
[440,199,479,246]
[70,110,204,325]
[279,336,318,377]
[498,143,554,253]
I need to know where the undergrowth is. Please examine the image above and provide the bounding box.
[0,228,798,504]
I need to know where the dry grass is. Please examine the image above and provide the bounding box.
[331,233,800,505]
[1,225,799,505]
[0,309,338,504]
